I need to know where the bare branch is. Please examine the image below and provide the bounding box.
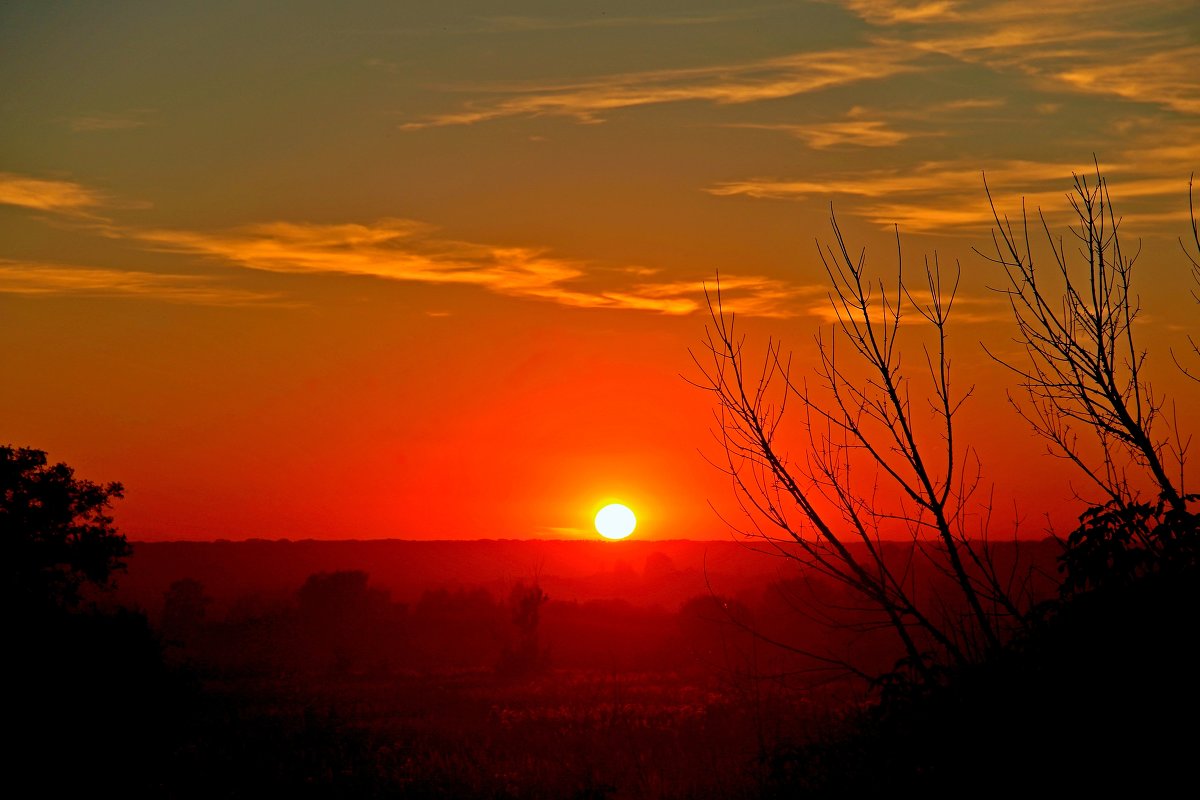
[979,163,1186,511]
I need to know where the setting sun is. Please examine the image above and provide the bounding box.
[594,503,637,540]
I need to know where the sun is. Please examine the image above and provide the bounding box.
[594,503,636,540]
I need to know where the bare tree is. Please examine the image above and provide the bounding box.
[691,211,1026,686]
[979,164,1190,511]
[1177,174,1200,384]
[978,165,1199,595]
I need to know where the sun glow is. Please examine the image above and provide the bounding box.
[594,503,636,540]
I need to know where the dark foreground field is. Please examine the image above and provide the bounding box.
[179,667,809,799]
[30,534,1161,796]
[114,540,891,798]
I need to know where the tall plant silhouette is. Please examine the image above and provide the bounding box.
[980,165,1188,511]
[692,212,1024,685]
[981,164,1198,591]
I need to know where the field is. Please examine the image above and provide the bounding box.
[91,538,1059,798]
[177,667,816,799]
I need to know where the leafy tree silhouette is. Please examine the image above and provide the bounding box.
[4,445,191,794]
[2,444,130,609]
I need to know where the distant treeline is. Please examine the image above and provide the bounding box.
[115,537,1062,617]
[149,536,1059,683]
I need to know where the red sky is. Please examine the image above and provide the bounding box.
[2,1,1197,540]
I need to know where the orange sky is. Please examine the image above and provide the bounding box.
[2,1,1197,540]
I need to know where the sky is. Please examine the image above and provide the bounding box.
[2,1,1198,541]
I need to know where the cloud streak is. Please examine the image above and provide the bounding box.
[1055,45,1200,115]
[122,218,812,316]
[69,111,151,132]
[731,118,914,149]
[0,260,290,307]
[0,173,108,213]
[838,0,1200,114]
[0,170,819,318]
[400,1,1197,133]
[709,157,1197,232]
[475,9,766,34]
[401,46,921,128]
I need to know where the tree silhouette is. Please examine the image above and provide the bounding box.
[693,213,1025,686]
[695,166,1198,690]
[1176,174,1200,383]
[980,165,1199,591]
[735,168,1200,796]
[981,164,1189,511]
[4,445,193,795]
[2,444,129,609]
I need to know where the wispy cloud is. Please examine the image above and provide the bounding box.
[802,288,1009,325]
[69,111,151,132]
[0,173,108,213]
[132,218,586,294]
[352,8,770,37]
[724,97,1004,149]
[401,1,1195,131]
[400,46,921,128]
[705,3,1198,232]
[656,275,827,318]
[476,9,765,33]
[0,260,290,307]
[709,157,1196,232]
[836,0,964,26]
[837,0,1200,115]
[0,169,818,317]
[732,118,914,148]
[120,218,808,316]
[1054,45,1200,115]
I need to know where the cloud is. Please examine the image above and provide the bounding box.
[732,119,914,148]
[1054,45,1200,115]
[0,173,108,213]
[476,10,765,33]
[836,0,963,26]
[400,46,921,128]
[801,289,1009,325]
[722,97,1005,151]
[709,159,1069,200]
[352,8,773,37]
[120,217,809,316]
[401,1,1195,131]
[0,260,290,306]
[708,157,1196,232]
[69,111,150,132]
[0,170,818,318]
[132,218,584,291]
[837,0,1200,115]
